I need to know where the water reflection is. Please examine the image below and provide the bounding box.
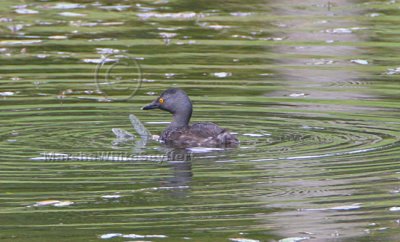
[162,161,192,198]
[264,0,371,239]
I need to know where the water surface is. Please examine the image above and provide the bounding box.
[1,0,400,241]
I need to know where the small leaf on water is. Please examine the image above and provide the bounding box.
[30,200,74,207]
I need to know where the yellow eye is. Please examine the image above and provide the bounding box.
[159,98,164,104]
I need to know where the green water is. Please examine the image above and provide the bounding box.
[1,0,400,241]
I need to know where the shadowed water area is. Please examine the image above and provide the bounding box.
[1,0,400,241]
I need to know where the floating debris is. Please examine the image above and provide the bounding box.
[100,233,122,239]
[70,21,97,27]
[37,54,49,58]
[351,59,368,65]
[82,58,117,64]
[7,24,25,32]
[51,3,85,9]
[0,92,14,96]
[0,17,12,22]
[123,234,167,239]
[259,37,285,41]
[307,59,334,65]
[101,22,124,26]
[303,203,361,211]
[142,79,156,83]
[350,27,366,31]
[96,48,120,54]
[100,233,167,240]
[129,114,151,138]
[159,32,177,45]
[302,125,324,130]
[213,72,231,78]
[158,27,183,31]
[164,73,176,78]
[49,35,68,40]
[15,8,39,14]
[229,238,260,242]
[369,13,381,17]
[10,131,19,136]
[325,27,366,34]
[159,32,177,39]
[278,237,310,242]
[242,133,270,137]
[31,200,61,207]
[97,97,112,102]
[88,38,116,42]
[207,24,231,30]
[230,12,252,17]
[385,67,400,75]
[59,12,86,17]
[99,5,131,11]
[29,200,74,207]
[137,12,197,20]
[232,34,255,40]
[289,93,308,97]
[0,40,42,45]
[112,128,135,140]
[325,28,352,34]
[329,204,362,211]
[101,195,122,199]
[53,201,74,207]
[136,3,156,12]
[11,77,21,81]
[389,207,400,212]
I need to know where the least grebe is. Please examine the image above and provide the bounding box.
[142,88,239,147]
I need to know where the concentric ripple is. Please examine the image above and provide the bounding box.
[241,118,400,162]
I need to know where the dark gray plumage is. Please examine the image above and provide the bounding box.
[142,88,239,148]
